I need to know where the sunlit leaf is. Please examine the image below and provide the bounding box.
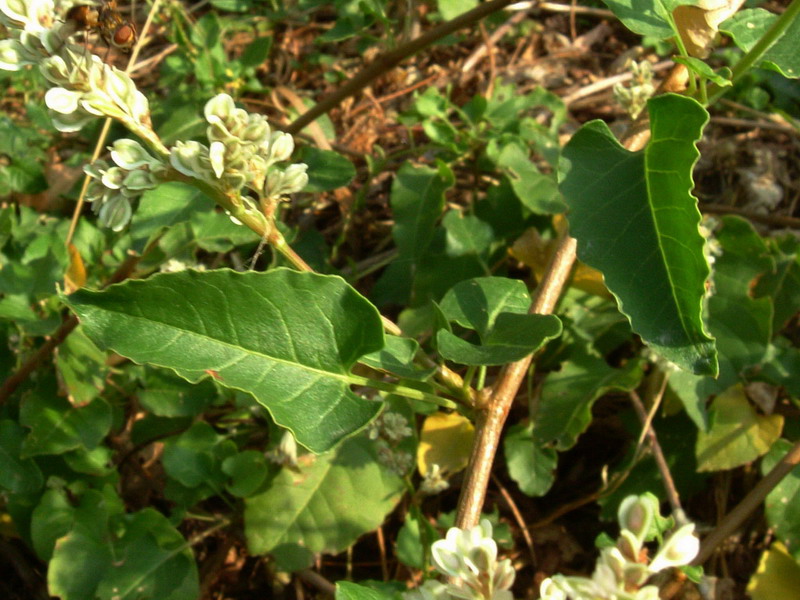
[417,411,475,476]
[747,542,800,600]
[245,437,404,570]
[64,269,385,453]
[696,385,783,471]
[559,93,717,375]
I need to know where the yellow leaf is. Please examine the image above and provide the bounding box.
[673,0,745,58]
[747,542,800,600]
[417,412,475,476]
[696,384,784,471]
[64,243,86,293]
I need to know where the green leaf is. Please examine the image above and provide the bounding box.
[138,367,217,418]
[763,438,800,558]
[396,512,437,569]
[0,420,43,494]
[245,436,404,570]
[559,93,717,375]
[336,581,394,600]
[754,234,800,333]
[130,182,215,254]
[55,326,108,405]
[223,450,269,497]
[537,345,644,450]
[709,217,773,381]
[360,335,436,380]
[487,138,565,214]
[673,57,732,86]
[64,269,385,453]
[372,162,453,306]
[437,0,478,20]
[298,147,356,192]
[191,207,261,253]
[722,8,800,79]
[436,277,562,366]
[162,422,237,490]
[31,489,75,560]
[601,0,698,39]
[48,495,199,600]
[504,422,557,497]
[442,211,493,258]
[240,35,272,67]
[695,385,783,471]
[20,394,112,457]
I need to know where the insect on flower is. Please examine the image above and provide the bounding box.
[65,0,137,51]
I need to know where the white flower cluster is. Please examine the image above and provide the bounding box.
[83,138,165,230]
[540,494,700,600]
[405,520,515,600]
[170,94,308,205]
[0,0,152,135]
[0,0,308,233]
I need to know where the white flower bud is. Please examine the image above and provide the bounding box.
[170,140,211,178]
[268,131,294,163]
[209,141,226,179]
[0,39,27,70]
[98,195,132,231]
[101,166,126,190]
[122,169,157,191]
[204,93,235,122]
[618,494,656,543]
[49,108,92,132]
[281,163,309,194]
[648,523,699,573]
[38,53,70,83]
[44,86,80,114]
[111,139,159,170]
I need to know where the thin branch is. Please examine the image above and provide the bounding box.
[455,232,577,529]
[629,384,682,515]
[286,0,519,135]
[694,439,800,565]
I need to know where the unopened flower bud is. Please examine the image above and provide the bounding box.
[648,523,699,573]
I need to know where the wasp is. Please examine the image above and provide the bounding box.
[65,0,137,51]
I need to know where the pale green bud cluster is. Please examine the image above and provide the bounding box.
[367,410,414,476]
[540,494,700,600]
[613,61,655,119]
[170,94,308,203]
[83,139,166,230]
[419,463,450,495]
[426,519,515,600]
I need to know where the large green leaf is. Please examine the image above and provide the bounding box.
[244,436,404,570]
[559,93,717,375]
[64,269,385,453]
